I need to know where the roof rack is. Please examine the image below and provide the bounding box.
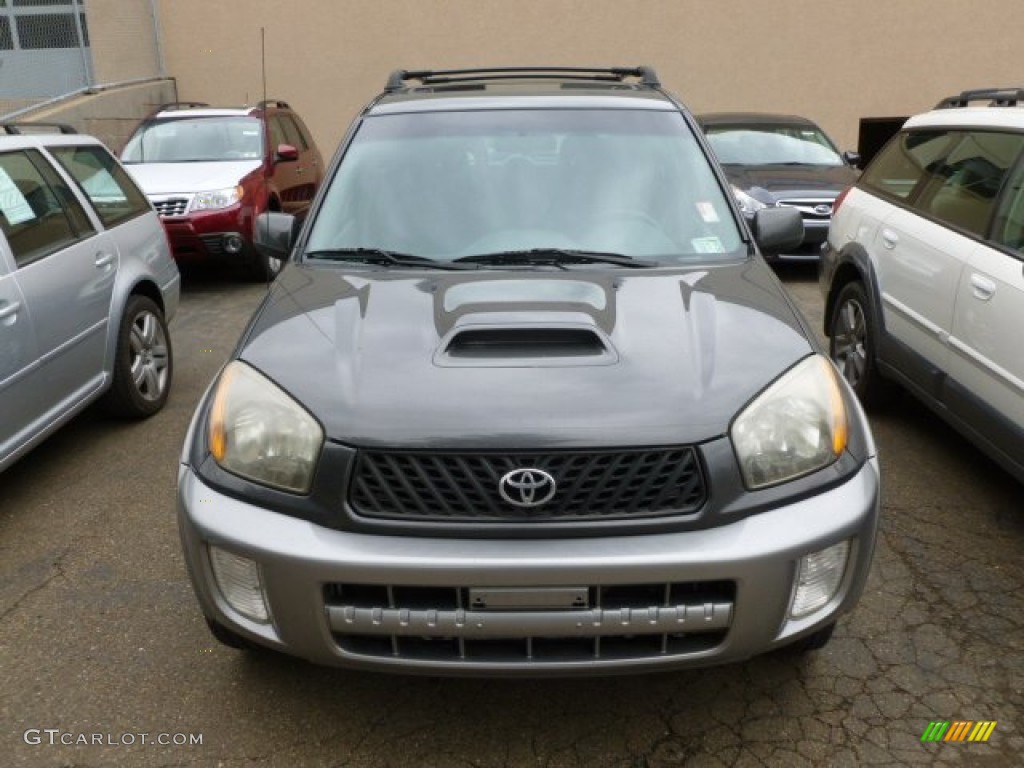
[154,101,210,112]
[936,88,1024,109]
[1,122,78,135]
[256,99,291,110]
[385,66,661,92]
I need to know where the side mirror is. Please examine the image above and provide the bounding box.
[275,143,299,162]
[842,150,862,169]
[254,211,297,259]
[752,207,804,256]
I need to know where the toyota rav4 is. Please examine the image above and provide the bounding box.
[177,67,880,675]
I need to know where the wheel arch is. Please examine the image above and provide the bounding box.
[823,243,885,342]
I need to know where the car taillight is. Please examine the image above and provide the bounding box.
[833,186,852,215]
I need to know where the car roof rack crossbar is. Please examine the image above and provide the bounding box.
[1,122,77,135]
[257,99,291,110]
[386,66,660,92]
[154,101,211,112]
[936,88,1024,108]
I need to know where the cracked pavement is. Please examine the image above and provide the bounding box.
[1,264,1021,766]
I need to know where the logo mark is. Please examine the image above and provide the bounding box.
[499,468,556,507]
[814,203,833,216]
[921,720,997,743]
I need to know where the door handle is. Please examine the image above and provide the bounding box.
[95,252,115,269]
[970,273,996,301]
[0,300,21,324]
[881,229,899,250]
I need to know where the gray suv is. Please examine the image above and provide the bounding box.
[177,67,879,675]
[1,124,179,472]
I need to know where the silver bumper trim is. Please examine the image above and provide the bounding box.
[326,601,733,638]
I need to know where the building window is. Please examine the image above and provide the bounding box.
[14,11,87,49]
[0,17,12,50]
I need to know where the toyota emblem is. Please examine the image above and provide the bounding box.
[814,203,833,216]
[499,468,557,507]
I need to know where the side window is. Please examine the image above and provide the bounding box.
[991,154,1024,253]
[50,145,152,228]
[861,130,958,201]
[268,116,288,151]
[0,149,95,268]
[915,131,1024,238]
[280,116,308,150]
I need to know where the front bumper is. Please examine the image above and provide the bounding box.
[159,205,254,263]
[178,457,880,676]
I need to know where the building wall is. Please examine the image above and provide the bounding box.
[87,0,164,85]
[155,0,1024,157]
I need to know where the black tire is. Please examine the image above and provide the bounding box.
[250,249,286,283]
[102,295,173,419]
[828,281,895,408]
[788,622,836,653]
[205,617,256,650]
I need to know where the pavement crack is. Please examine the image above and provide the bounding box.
[0,546,71,623]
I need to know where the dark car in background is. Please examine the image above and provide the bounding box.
[699,113,860,260]
[121,100,323,280]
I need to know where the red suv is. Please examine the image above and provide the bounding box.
[121,100,323,279]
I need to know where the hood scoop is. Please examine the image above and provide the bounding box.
[435,323,618,368]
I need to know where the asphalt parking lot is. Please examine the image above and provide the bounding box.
[2,262,1022,767]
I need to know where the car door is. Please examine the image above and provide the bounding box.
[269,114,318,214]
[0,243,42,468]
[946,134,1024,470]
[860,130,962,397]
[0,148,118,422]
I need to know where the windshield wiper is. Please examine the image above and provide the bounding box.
[304,248,477,270]
[453,248,657,268]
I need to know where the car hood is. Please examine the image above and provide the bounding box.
[237,260,814,449]
[122,160,262,195]
[722,164,857,200]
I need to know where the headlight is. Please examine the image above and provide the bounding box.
[731,355,848,489]
[192,185,243,211]
[731,185,768,216]
[207,361,323,493]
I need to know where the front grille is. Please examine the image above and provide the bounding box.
[152,197,190,217]
[325,581,734,664]
[777,198,834,220]
[348,447,707,523]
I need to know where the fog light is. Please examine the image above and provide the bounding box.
[208,546,269,623]
[789,540,850,618]
[223,233,244,254]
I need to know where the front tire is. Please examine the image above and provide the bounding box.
[828,281,894,407]
[102,295,173,419]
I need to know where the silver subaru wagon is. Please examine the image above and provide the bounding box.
[0,124,179,472]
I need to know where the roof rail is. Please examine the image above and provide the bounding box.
[257,99,291,110]
[385,66,661,92]
[936,88,1024,109]
[153,101,210,112]
[1,122,78,135]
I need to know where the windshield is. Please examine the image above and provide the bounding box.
[305,109,744,263]
[706,124,843,167]
[121,116,264,163]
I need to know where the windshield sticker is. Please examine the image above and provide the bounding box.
[696,201,720,223]
[691,236,725,254]
[0,167,36,226]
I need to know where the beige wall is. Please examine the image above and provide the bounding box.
[156,0,1024,156]
[88,0,164,85]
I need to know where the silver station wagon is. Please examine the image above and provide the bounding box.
[0,124,179,472]
[177,67,879,676]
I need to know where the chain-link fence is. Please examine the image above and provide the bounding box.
[0,0,164,115]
